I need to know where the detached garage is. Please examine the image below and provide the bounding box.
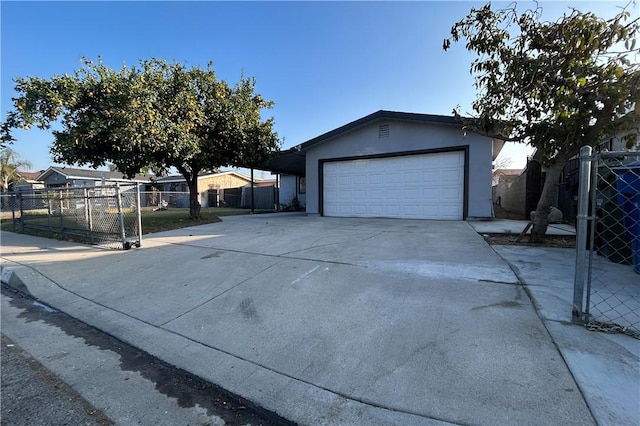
[270,110,504,220]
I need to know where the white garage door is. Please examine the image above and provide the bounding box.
[323,151,464,220]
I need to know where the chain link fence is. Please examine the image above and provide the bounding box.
[1,184,142,250]
[139,190,191,209]
[0,193,20,215]
[573,147,640,339]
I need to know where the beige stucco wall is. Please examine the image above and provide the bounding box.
[494,173,526,217]
[197,174,250,192]
[198,174,250,207]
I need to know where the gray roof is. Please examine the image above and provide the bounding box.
[295,110,464,152]
[16,170,44,181]
[37,166,151,182]
[153,171,258,184]
[262,110,465,176]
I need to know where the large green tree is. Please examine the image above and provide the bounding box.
[2,58,280,219]
[0,147,32,192]
[444,3,640,240]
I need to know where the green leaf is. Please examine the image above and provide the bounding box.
[2,57,280,220]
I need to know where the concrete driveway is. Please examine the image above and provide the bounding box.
[0,213,595,425]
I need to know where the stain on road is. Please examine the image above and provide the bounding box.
[2,284,293,426]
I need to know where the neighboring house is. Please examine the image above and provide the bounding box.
[558,126,640,222]
[1,171,45,211]
[151,171,276,207]
[492,168,525,213]
[153,170,272,191]
[35,167,277,208]
[10,170,45,194]
[493,168,528,217]
[492,168,522,187]
[266,110,504,220]
[497,124,640,222]
[599,115,640,153]
[37,166,150,188]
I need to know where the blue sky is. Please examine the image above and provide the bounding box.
[1,1,627,172]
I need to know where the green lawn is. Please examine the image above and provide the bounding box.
[140,207,249,234]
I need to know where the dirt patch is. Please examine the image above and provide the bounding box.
[482,233,576,248]
[488,204,575,248]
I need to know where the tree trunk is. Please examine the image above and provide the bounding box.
[186,174,201,220]
[530,153,567,242]
[176,165,202,220]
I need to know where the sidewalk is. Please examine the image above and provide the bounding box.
[468,218,576,236]
[470,219,639,425]
[493,245,639,426]
[1,216,637,425]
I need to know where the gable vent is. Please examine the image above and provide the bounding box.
[378,124,390,138]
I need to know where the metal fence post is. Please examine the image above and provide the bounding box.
[47,191,52,233]
[87,188,95,244]
[584,154,599,320]
[573,146,593,322]
[59,190,65,239]
[18,193,24,232]
[115,183,127,249]
[136,183,143,247]
[11,194,16,232]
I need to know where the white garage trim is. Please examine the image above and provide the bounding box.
[321,150,466,220]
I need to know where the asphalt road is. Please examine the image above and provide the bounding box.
[1,333,114,426]
[1,284,293,426]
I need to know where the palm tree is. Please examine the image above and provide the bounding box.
[0,147,32,192]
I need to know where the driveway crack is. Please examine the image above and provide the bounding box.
[278,241,340,256]
[159,259,287,327]
[153,241,364,267]
[360,230,386,242]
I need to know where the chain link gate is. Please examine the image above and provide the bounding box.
[8,183,142,250]
[573,146,640,339]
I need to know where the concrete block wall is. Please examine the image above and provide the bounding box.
[493,172,526,217]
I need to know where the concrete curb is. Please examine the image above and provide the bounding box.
[0,263,451,426]
[1,263,32,295]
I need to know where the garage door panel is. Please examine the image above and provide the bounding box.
[352,174,367,185]
[441,190,463,200]
[323,151,464,220]
[403,189,420,200]
[339,190,352,200]
[368,173,384,185]
[421,169,440,181]
[368,189,383,201]
[384,205,401,216]
[385,172,402,185]
[403,171,420,185]
[353,190,367,201]
[339,175,351,185]
[440,170,463,182]
[324,175,339,187]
